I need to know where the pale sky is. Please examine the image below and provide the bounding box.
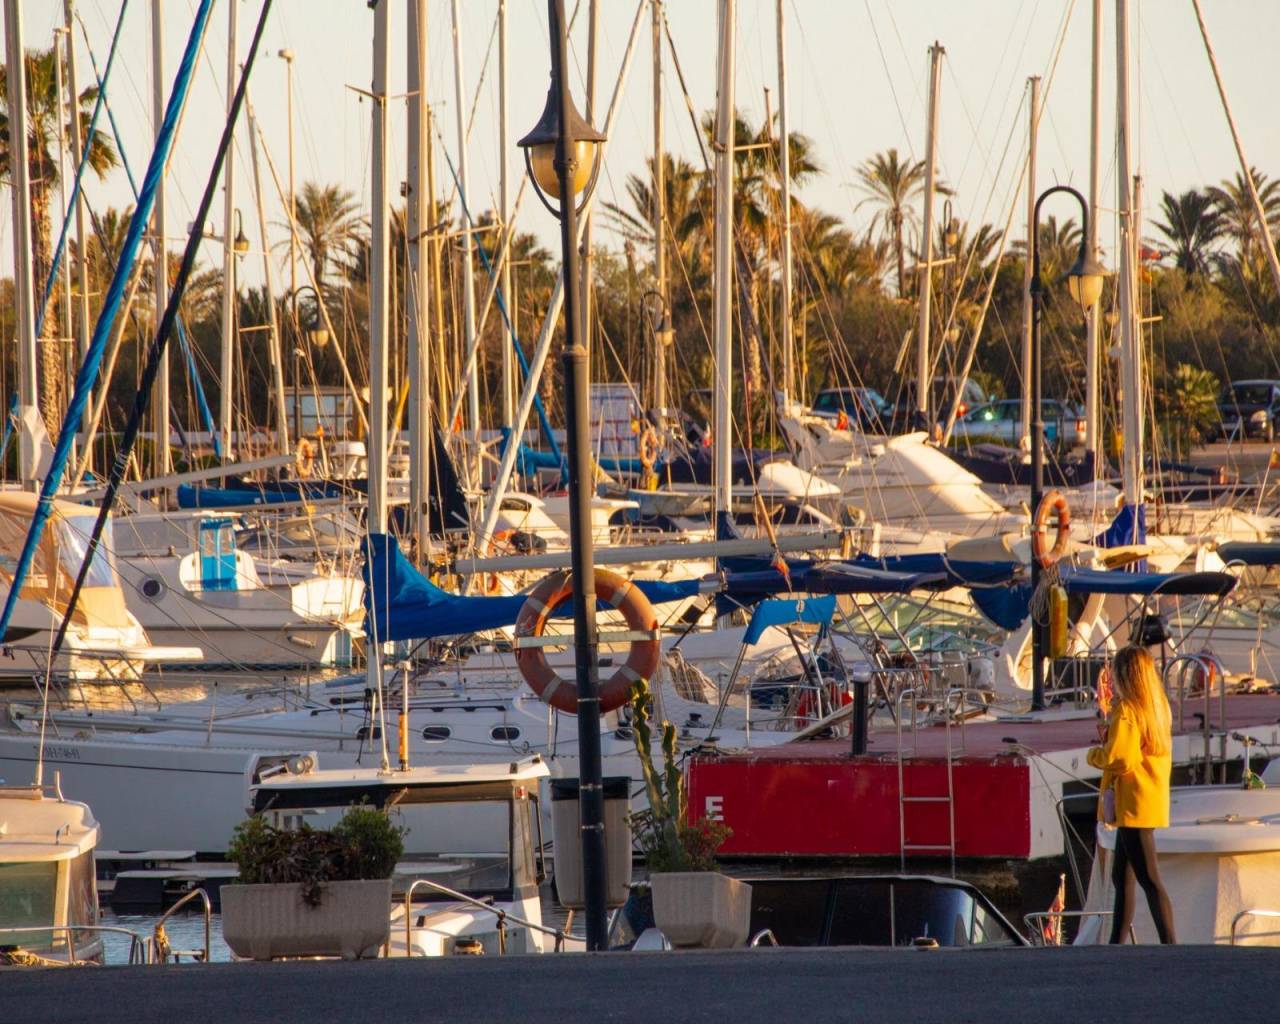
[5,0,1280,288]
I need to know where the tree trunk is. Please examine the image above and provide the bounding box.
[30,181,64,437]
[894,211,907,299]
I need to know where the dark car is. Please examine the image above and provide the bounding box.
[810,387,891,431]
[1215,380,1280,441]
[887,377,989,434]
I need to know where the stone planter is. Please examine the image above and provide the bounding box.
[650,872,752,949]
[221,879,392,961]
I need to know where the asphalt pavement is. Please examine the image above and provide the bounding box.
[6,945,1279,1024]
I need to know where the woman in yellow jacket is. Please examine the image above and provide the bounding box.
[1087,645,1177,943]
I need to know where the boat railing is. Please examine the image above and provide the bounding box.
[401,878,577,955]
[150,887,212,963]
[1163,651,1228,784]
[1230,908,1280,946]
[0,923,150,965]
[1023,910,1135,946]
[749,928,780,947]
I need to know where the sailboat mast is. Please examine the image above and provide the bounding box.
[64,1,92,471]
[219,0,238,461]
[408,0,432,561]
[915,43,943,428]
[3,0,39,487]
[450,0,481,463]
[776,0,795,401]
[1019,75,1039,450]
[651,0,668,414]
[713,0,737,534]
[151,0,171,485]
[1115,0,1142,508]
[498,0,514,426]
[1085,0,1103,476]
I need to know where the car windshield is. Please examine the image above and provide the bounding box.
[1225,384,1274,405]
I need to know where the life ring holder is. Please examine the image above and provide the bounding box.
[1031,490,1071,569]
[513,568,661,715]
[295,438,317,479]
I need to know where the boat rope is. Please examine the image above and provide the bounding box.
[42,0,276,661]
[0,0,220,643]
[33,0,131,339]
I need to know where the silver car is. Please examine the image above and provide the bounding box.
[952,400,1086,448]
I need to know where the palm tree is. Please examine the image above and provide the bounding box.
[1153,189,1224,276]
[854,148,949,299]
[1,45,117,429]
[286,182,365,291]
[1208,167,1280,264]
[1156,362,1219,459]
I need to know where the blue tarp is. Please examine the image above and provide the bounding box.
[852,552,1021,588]
[722,563,947,602]
[1093,502,1146,548]
[743,595,837,645]
[362,533,706,643]
[971,584,1033,631]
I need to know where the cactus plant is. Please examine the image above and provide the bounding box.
[628,679,729,872]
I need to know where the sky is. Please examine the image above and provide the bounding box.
[4,0,1280,290]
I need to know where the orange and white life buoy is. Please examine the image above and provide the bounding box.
[483,530,515,594]
[638,426,661,471]
[295,438,317,479]
[1031,489,1071,569]
[514,568,660,715]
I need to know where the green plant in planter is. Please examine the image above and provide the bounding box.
[628,679,730,872]
[228,805,406,907]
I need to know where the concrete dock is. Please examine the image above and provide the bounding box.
[7,946,1279,1024]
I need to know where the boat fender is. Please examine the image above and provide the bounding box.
[514,568,661,715]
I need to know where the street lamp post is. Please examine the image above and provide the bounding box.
[1029,184,1105,710]
[518,0,609,952]
[288,285,327,440]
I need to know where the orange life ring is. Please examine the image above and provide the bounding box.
[514,568,661,715]
[1031,490,1071,569]
[484,530,515,594]
[295,438,316,479]
[638,426,660,471]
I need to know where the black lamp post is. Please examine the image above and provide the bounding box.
[1029,184,1106,710]
[518,0,609,952]
[289,285,327,441]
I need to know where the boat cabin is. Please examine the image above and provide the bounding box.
[0,785,100,964]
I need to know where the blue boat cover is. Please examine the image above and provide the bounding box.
[1059,566,1235,597]
[1093,501,1146,548]
[722,563,947,601]
[743,595,837,645]
[1216,542,1280,567]
[362,533,705,642]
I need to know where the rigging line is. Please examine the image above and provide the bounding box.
[661,7,710,172]
[46,0,276,664]
[34,0,131,339]
[860,0,912,153]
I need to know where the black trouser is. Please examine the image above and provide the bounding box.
[1109,826,1177,944]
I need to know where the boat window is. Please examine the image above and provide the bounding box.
[198,519,238,592]
[491,725,520,742]
[0,860,59,949]
[67,850,97,945]
[825,879,896,945]
[421,725,452,742]
[748,879,833,946]
[511,794,538,890]
[57,515,118,589]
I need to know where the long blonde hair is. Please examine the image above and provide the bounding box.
[1111,645,1172,756]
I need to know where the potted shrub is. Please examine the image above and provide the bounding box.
[221,806,405,961]
[628,680,751,949]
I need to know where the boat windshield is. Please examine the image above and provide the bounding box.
[56,515,118,589]
[0,860,58,949]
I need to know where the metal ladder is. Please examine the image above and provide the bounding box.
[894,686,985,877]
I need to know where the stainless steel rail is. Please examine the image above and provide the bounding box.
[0,923,149,965]
[150,887,212,963]
[1230,908,1280,945]
[402,878,576,955]
[749,929,779,947]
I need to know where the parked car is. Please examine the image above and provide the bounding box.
[809,387,891,431]
[952,399,1087,448]
[1213,380,1280,442]
[886,377,989,434]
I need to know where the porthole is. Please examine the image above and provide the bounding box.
[421,725,452,742]
[490,725,520,742]
[138,576,166,601]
